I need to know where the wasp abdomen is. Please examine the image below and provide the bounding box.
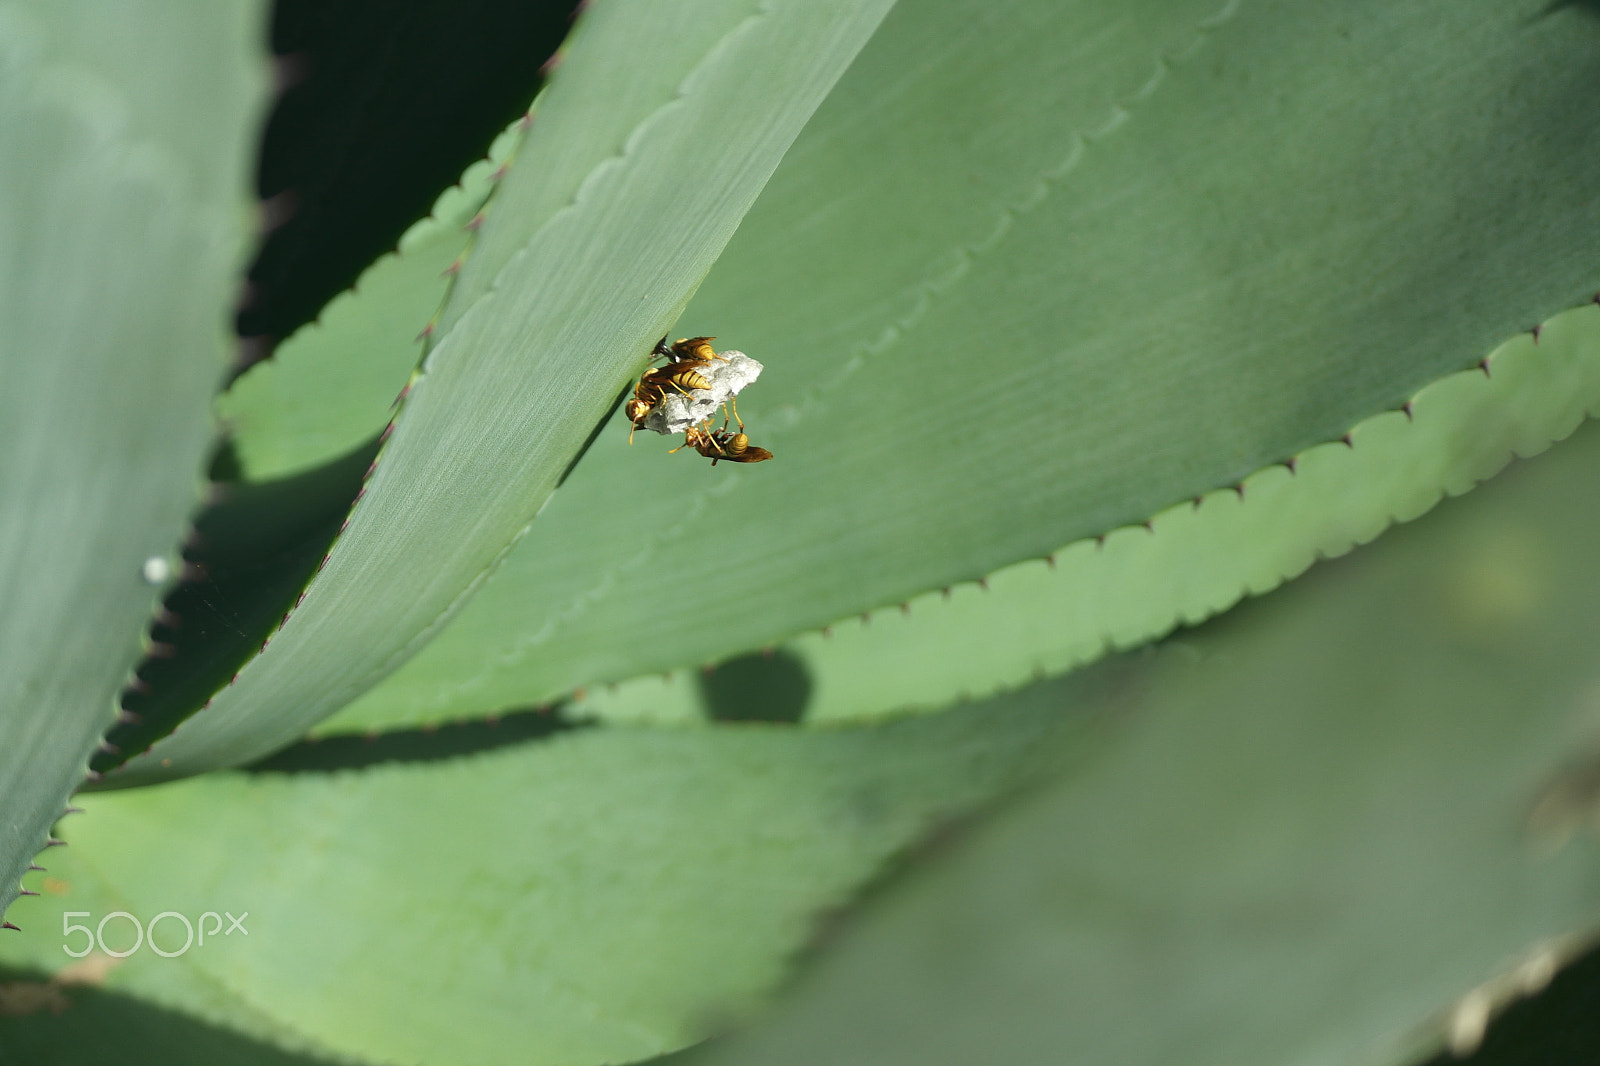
[644,364,712,394]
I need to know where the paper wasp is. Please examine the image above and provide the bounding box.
[672,418,774,465]
[625,336,727,442]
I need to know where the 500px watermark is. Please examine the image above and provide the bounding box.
[61,911,248,958]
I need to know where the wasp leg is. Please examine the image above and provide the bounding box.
[669,419,710,454]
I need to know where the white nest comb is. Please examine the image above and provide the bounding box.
[641,349,764,435]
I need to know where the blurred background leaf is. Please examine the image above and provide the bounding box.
[671,416,1600,1066]
[1,681,1108,1065]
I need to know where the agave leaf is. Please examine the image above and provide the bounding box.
[0,685,1101,1066]
[581,303,1600,725]
[327,0,1600,735]
[675,416,1600,1066]
[106,0,897,783]
[0,2,262,920]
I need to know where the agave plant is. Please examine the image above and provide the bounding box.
[5,0,1600,1063]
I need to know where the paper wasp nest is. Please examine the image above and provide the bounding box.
[641,350,764,435]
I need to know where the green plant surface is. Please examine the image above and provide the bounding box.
[321,0,1600,737]
[104,0,897,785]
[0,685,1105,1066]
[0,1,263,921]
[579,303,1600,726]
[671,415,1600,1066]
[217,119,522,482]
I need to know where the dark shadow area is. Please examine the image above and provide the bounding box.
[697,649,813,723]
[1539,0,1600,22]
[245,703,585,774]
[0,964,340,1065]
[1418,939,1600,1066]
[238,0,579,362]
[91,438,380,780]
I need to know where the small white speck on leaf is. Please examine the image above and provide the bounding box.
[1447,988,1491,1056]
[141,556,172,585]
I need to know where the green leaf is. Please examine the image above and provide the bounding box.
[104,0,897,784]
[0,687,1097,1065]
[0,2,263,919]
[674,415,1600,1066]
[581,302,1600,726]
[328,0,1600,734]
